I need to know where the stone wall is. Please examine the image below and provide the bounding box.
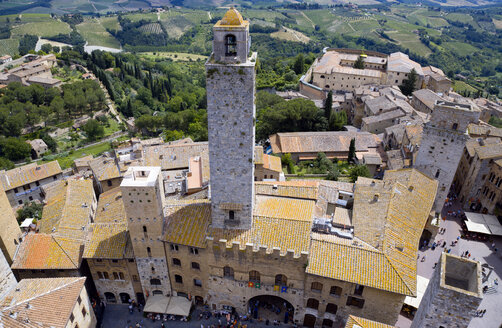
[206,54,256,230]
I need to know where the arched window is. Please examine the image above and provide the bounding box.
[175,275,183,284]
[306,298,319,310]
[223,266,234,279]
[329,286,342,296]
[150,278,161,286]
[172,258,181,266]
[97,271,103,279]
[147,247,151,257]
[193,278,202,287]
[229,210,235,220]
[104,292,116,303]
[143,225,148,238]
[225,34,237,57]
[311,282,323,293]
[435,170,440,179]
[452,123,458,130]
[325,303,337,314]
[249,270,260,283]
[112,272,119,280]
[275,274,287,286]
[103,272,109,280]
[119,272,125,280]
[192,262,200,270]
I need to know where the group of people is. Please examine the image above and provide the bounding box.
[128,299,142,314]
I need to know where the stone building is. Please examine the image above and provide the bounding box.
[411,89,444,115]
[422,65,452,95]
[120,166,172,298]
[26,138,49,159]
[414,101,480,213]
[269,131,382,163]
[0,161,63,208]
[0,277,96,328]
[205,8,256,230]
[452,138,502,211]
[0,248,17,300]
[11,179,96,280]
[410,253,482,328]
[83,187,143,304]
[0,186,22,264]
[89,156,123,194]
[254,146,282,181]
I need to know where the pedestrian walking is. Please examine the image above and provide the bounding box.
[433,262,437,269]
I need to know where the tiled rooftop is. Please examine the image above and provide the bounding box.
[254,195,314,221]
[0,277,85,328]
[0,161,61,191]
[255,180,319,200]
[89,156,121,181]
[345,315,396,328]
[164,200,212,248]
[11,233,82,270]
[83,223,128,259]
[94,187,126,224]
[38,179,95,241]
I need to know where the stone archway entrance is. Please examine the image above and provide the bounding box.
[419,229,432,248]
[104,292,116,303]
[119,293,130,304]
[248,295,294,324]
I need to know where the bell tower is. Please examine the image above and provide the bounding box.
[206,8,256,230]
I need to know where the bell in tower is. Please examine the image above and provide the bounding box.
[212,7,250,64]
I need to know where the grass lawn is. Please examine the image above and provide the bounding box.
[11,20,71,37]
[103,118,120,136]
[76,19,121,48]
[46,141,111,170]
[160,15,193,39]
[139,52,207,62]
[0,38,19,56]
[270,27,310,44]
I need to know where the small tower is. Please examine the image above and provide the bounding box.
[0,186,22,264]
[410,253,482,328]
[120,167,171,298]
[206,8,256,230]
[415,101,480,212]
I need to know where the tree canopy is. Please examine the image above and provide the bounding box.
[399,68,418,96]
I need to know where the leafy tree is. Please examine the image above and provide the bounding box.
[41,43,52,53]
[164,130,185,142]
[354,55,365,69]
[82,119,105,141]
[350,165,371,182]
[399,68,418,96]
[0,157,14,170]
[324,91,333,120]
[327,165,340,181]
[348,138,356,163]
[281,153,295,174]
[18,35,38,55]
[39,131,57,153]
[52,46,60,53]
[0,137,31,161]
[330,111,347,131]
[293,54,304,75]
[16,202,44,223]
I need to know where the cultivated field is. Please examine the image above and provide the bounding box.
[0,38,19,56]
[76,19,121,48]
[139,22,163,34]
[99,16,121,31]
[10,19,71,37]
[271,27,310,44]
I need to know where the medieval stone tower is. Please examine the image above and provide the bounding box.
[410,253,482,328]
[205,8,256,230]
[121,167,171,297]
[0,186,22,264]
[415,101,479,212]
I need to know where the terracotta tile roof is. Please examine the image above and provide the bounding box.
[254,146,264,165]
[11,233,82,270]
[262,154,282,172]
[269,131,381,155]
[164,200,212,248]
[308,169,437,296]
[83,223,128,259]
[345,315,395,328]
[255,180,319,200]
[468,123,502,138]
[73,155,93,168]
[94,187,125,224]
[89,157,121,181]
[0,161,61,191]
[38,179,95,241]
[254,196,314,221]
[474,141,502,160]
[0,277,86,328]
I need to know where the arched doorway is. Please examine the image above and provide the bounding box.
[104,292,116,303]
[419,229,432,248]
[195,296,204,305]
[136,292,145,305]
[303,314,316,328]
[248,295,294,324]
[119,293,130,304]
[322,319,333,328]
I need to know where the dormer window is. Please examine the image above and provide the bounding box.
[225,34,237,57]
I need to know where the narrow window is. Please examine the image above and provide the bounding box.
[225,34,237,56]
[229,211,235,220]
[452,123,458,130]
[223,266,234,279]
[147,247,151,257]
